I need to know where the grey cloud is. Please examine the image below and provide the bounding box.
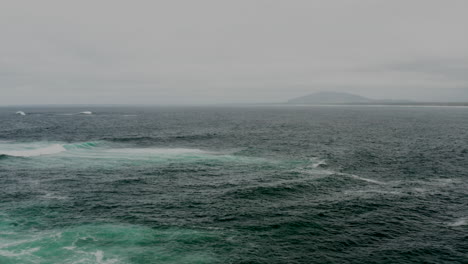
[0,0,467,104]
[382,58,468,82]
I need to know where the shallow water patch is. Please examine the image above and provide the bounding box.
[0,222,222,264]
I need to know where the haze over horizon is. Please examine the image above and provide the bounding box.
[1,0,468,105]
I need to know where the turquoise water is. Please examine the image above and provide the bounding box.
[0,218,221,264]
[1,106,467,263]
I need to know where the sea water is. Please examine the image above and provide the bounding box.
[1,106,467,263]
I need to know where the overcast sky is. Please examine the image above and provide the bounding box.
[1,0,468,105]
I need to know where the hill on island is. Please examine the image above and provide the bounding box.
[287,92,374,104]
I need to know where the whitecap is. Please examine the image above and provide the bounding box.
[311,159,327,168]
[79,111,93,115]
[15,111,26,116]
[412,188,426,193]
[448,218,467,227]
[41,192,68,200]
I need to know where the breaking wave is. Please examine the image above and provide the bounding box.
[0,142,212,158]
[0,141,102,158]
[0,141,250,166]
[0,144,66,157]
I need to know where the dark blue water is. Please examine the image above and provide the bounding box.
[1,106,467,263]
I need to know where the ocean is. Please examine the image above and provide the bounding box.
[0,106,467,263]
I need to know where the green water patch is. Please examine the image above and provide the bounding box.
[0,220,222,264]
[63,141,102,150]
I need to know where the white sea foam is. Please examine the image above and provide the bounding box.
[69,251,120,264]
[0,238,41,249]
[15,111,26,116]
[63,246,76,250]
[0,247,40,257]
[448,218,467,227]
[106,148,211,155]
[94,250,119,264]
[0,142,250,166]
[41,192,68,200]
[0,144,66,157]
[336,172,385,185]
[346,190,402,196]
[311,159,327,168]
[79,111,93,115]
[302,167,385,185]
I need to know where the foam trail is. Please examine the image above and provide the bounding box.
[79,111,93,115]
[0,144,66,157]
[336,172,385,185]
[0,247,40,257]
[106,148,211,155]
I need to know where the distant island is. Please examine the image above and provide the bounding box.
[287,91,468,106]
[288,92,373,104]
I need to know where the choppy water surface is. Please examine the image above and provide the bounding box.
[1,106,467,263]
